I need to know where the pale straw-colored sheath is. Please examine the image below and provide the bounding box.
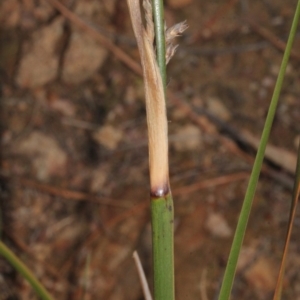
[127,0,169,196]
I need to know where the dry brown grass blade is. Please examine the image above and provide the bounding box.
[273,146,300,300]
[133,251,153,300]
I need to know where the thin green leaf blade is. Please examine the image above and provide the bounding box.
[218,2,300,299]
[0,241,53,300]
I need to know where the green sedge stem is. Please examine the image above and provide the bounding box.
[151,194,174,300]
[150,1,174,299]
[152,0,167,88]
[218,2,300,300]
[0,241,54,300]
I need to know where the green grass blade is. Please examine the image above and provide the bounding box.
[152,0,167,88]
[151,193,174,300]
[218,2,300,299]
[0,241,53,300]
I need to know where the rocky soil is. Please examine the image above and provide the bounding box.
[0,0,300,299]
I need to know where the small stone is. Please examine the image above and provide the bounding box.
[171,107,188,120]
[261,76,275,88]
[172,124,202,152]
[205,212,232,238]
[284,94,297,105]
[124,86,138,105]
[18,131,67,180]
[244,257,277,295]
[206,97,231,121]
[16,17,64,88]
[49,96,76,117]
[61,31,107,84]
[237,245,257,271]
[93,125,123,150]
[271,16,284,26]
[90,168,108,193]
[61,0,110,84]
[270,64,280,76]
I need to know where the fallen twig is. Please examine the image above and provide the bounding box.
[246,17,300,60]
[173,172,250,196]
[15,177,131,208]
[46,0,142,76]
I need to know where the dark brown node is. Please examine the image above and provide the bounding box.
[150,182,170,198]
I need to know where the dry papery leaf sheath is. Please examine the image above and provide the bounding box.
[127,0,187,196]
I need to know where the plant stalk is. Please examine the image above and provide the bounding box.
[218,1,300,299]
[152,0,167,88]
[151,1,174,299]
[127,1,175,299]
[0,241,53,300]
[151,193,174,300]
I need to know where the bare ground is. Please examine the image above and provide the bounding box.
[0,0,300,299]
